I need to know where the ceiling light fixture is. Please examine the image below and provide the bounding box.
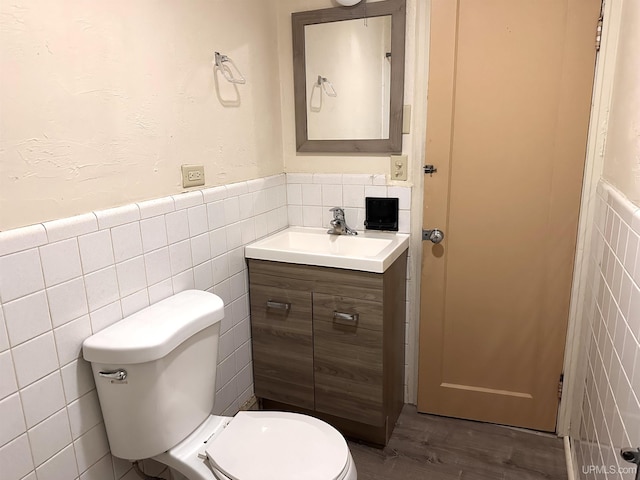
[336,0,363,6]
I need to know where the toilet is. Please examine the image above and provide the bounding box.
[82,290,357,480]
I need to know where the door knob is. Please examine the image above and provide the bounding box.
[422,228,445,244]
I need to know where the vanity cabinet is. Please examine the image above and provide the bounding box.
[247,252,407,445]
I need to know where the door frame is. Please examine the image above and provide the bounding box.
[557,0,624,437]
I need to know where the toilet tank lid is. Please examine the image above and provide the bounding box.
[82,290,224,365]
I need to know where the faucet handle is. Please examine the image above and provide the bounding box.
[330,207,345,216]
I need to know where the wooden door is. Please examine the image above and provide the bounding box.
[418,0,600,431]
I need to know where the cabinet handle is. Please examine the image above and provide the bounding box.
[333,311,359,326]
[266,300,291,311]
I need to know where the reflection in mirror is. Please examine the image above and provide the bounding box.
[292,0,406,153]
[305,16,392,140]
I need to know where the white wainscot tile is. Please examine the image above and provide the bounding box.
[0,434,34,480]
[0,224,48,257]
[111,223,143,263]
[286,184,302,205]
[89,301,123,334]
[227,248,245,276]
[254,213,269,240]
[214,280,231,308]
[47,277,89,328]
[224,197,241,225]
[213,379,237,416]
[286,173,312,184]
[288,205,303,227]
[68,390,103,439]
[302,206,322,227]
[203,186,227,203]
[78,230,115,274]
[169,240,193,275]
[140,216,168,253]
[322,185,343,207]
[165,210,190,245]
[212,255,230,285]
[209,228,227,258]
[194,261,214,291]
[54,315,92,366]
[372,174,387,186]
[0,248,44,303]
[191,233,211,266]
[236,364,252,395]
[343,185,365,208]
[36,444,79,480]
[0,350,18,399]
[226,223,243,250]
[40,238,83,287]
[229,272,246,302]
[238,193,254,220]
[61,359,95,403]
[301,184,322,206]
[137,197,174,219]
[112,456,133,480]
[265,187,278,211]
[0,393,26,446]
[240,219,256,245]
[252,190,269,215]
[4,290,52,347]
[218,331,234,362]
[265,173,285,188]
[399,210,411,234]
[172,191,203,211]
[28,408,72,466]
[12,332,59,388]
[79,453,114,480]
[235,340,251,372]
[43,213,98,243]
[342,174,372,185]
[225,182,249,197]
[144,247,171,286]
[220,305,233,335]
[313,173,342,184]
[74,423,110,474]
[121,289,149,317]
[231,299,249,330]
[246,178,266,193]
[85,267,119,312]
[365,185,388,198]
[217,353,236,390]
[95,205,140,230]
[207,201,226,230]
[188,205,208,237]
[388,186,412,210]
[148,279,174,305]
[0,307,7,351]
[20,371,65,428]
[233,315,250,350]
[172,269,195,294]
[116,256,146,298]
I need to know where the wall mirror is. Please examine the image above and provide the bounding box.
[292,0,406,153]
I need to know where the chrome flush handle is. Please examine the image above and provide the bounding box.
[99,369,128,381]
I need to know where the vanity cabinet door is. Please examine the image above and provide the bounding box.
[249,284,314,410]
[313,292,384,426]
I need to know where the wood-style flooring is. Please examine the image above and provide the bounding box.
[347,405,567,480]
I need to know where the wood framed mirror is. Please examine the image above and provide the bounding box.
[292,0,406,153]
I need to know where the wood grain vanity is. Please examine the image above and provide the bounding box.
[247,252,407,445]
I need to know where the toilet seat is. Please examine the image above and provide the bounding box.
[205,411,350,480]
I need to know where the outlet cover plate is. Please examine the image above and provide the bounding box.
[181,165,205,188]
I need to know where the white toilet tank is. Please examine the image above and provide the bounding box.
[83,290,224,461]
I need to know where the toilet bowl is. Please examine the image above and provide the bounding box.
[82,290,357,480]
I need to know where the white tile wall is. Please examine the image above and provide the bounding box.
[0,174,287,480]
[285,173,414,398]
[575,180,640,480]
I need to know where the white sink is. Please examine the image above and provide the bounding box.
[244,227,409,273]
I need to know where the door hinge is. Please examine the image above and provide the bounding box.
[595,1,604,51]
[558,373,564,400]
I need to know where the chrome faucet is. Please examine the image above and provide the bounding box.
[327,207,357,236]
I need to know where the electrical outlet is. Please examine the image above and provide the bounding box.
[391,155,408,181]
[181,165,205,188]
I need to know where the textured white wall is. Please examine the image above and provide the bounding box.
[602,1,640,206]
[0,0,284,231]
